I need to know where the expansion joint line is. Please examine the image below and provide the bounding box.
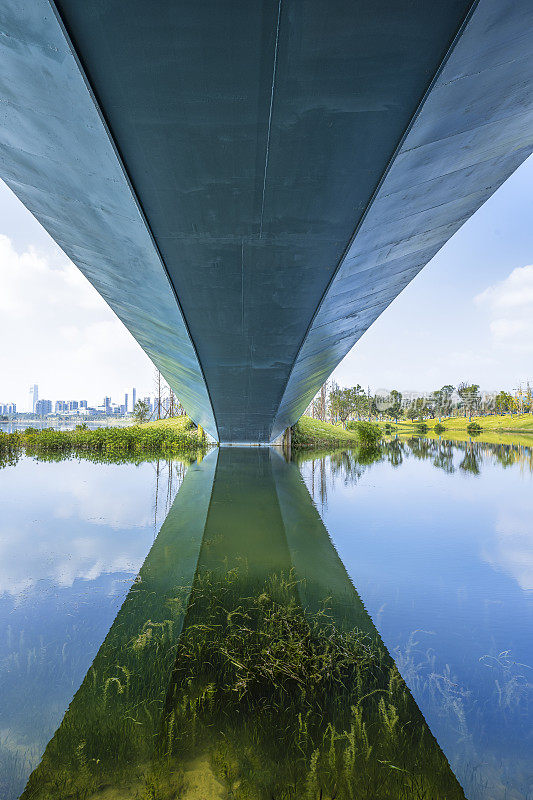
[259,0,282,239]
[268,0,481,441]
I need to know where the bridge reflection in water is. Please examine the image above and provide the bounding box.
[21,448,465,800]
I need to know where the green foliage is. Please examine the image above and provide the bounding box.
[416,423,429,434]
[434,423,446,434]
[133,399,151,423]
[157,567,464,800]
[495,390,515,413]
[347,420,382,447]
[0,419,206,465]
[328,384,365,424]
[291,417,360,449]
[457,382,480,418]
[430,385,455,417]
[466,421,482,435]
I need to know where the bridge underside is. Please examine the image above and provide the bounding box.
[1,1,533,442]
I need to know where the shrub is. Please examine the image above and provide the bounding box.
[466,422,482,435]
[434,423,446,434]
[351,420,382,447]
[415,423,428,434]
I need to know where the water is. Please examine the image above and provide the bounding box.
[0,440,531,799]
[0,419,132,433]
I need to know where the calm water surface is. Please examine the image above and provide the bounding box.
[0,440,531,799]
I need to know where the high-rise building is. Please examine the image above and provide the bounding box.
[35,399,52,416]
[69,400,79,411]
[124,392,128,413]
[29,384,38,413]
[55,400,66,413]
[104,397,112,414]
[132,387,137,413]
[79,400,87,409]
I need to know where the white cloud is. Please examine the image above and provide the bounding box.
[475,265,533,353]
[0,234,154,408]
[482,508,533,592]
[0,458,166,595]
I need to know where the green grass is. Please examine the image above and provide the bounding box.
[292,416,365,448]
[390,412,533,433]
[384,413,533,447]
[0,416,207,464]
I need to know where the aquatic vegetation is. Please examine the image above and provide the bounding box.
[157,567,464,800]
[17,447,467,800]
[19,566,464,800]
[0,420,207,464]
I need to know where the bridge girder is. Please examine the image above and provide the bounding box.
[1,0,533,442]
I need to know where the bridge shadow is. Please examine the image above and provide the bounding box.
[21,448,465,800]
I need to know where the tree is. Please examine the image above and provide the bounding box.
[388,389,403,421]
[373,389,402,420]
[457,382,479,419]
[154,368,163,420]
[431,385,454,417]
[329,385,364,426]
[495,390,514,414]
[133,399,150,424]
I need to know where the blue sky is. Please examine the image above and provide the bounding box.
[1,155,533,410]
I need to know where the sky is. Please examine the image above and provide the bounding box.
[1,155,533,411]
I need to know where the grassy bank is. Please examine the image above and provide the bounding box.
[381,413,533,448]
[388,413,533,435]
[0,416,207,461]
[291,416,380,449]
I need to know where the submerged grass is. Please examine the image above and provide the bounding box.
[21,564,465,800]
[159,566,464,800]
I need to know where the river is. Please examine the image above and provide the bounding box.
[0,439,531,799]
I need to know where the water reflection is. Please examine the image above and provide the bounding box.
[297,437,533,507]
[21,449,464,800]
[300,438,533,800]
[2,439,532,799]
[0,455,191,800]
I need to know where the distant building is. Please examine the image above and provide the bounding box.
[79,400,87,409]
[35,399,52,416]
[69,400,79,411]
[143,396,152,413]
[29,384,38,413]
[124,392,128,413]
[132,387,137,412]
[55,400,67,413]
[0,402,16,415]
[104,397,112,414]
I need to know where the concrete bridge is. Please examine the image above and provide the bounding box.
[1,0,533,443]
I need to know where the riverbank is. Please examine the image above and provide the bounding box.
[382,414,533,448]
[0,416,207,460]
[291,416,382,449]
[386,413,533,435]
